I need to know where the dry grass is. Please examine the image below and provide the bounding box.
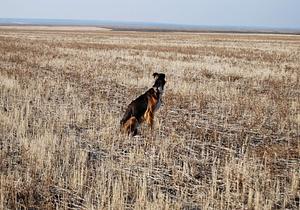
[0,27,299,210]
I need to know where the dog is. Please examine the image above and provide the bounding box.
[120,73,166,136]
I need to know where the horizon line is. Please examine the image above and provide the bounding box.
[0,17,300,32]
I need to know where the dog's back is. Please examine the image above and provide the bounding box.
[120,92,149,125]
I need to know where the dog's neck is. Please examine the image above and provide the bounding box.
[152,87,163,111]
[153,86,163,96]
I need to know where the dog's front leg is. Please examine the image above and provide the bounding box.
[148,111,155,130]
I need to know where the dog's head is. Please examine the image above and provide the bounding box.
[152,72,166,93]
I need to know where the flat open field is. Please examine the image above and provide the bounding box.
[0,26,299,209]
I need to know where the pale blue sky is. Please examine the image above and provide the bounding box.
[1,0,300,29]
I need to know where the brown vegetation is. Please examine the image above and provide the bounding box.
[0,26,299,209]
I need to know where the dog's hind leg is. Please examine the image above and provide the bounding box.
[122,116,139,136]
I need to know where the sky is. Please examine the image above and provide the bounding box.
[0,0,300,29]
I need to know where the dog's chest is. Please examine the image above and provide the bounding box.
[154,98,162,111]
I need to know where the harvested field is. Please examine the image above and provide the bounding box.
[0,26,299,209]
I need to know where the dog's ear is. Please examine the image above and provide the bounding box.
[153,72,159,79]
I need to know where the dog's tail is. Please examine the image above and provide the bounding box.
[120,107,132,126]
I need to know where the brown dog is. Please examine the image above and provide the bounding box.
[120,73,166,136]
